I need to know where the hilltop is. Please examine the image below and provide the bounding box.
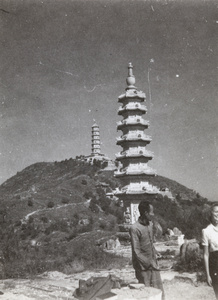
[0,158,210,277]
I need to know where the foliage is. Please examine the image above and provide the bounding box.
[1,225,129,278]
[152,195,210,239]
[61,198,70,204]
[27,199,33,207]
[47,201,54,208]
[0,157,214,277]
[175,251,204,273]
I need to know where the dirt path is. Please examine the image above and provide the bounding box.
[0,268,216,300]
[0,242,215,299]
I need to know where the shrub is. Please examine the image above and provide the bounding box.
[61,198,69,204]
[40,216,48,223]
[84,191,93,199]
[63,259,85,274]
[99,221,107,230]
[72,238,129,270]
[47,201,54,208]
[175,251,203,273]
[28,199,33,207]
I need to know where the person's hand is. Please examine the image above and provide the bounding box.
[207,275,212,287]
[156,253,162,259]
[151,260,160,271]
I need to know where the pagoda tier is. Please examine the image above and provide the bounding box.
[118,102,147,115]
[114,63,159,225]
[116,148,154,160]
[118,90,145,103]
[114,182,159,195]
[114,163,156,177]
[116,132,152,145]
[117,117,149,130]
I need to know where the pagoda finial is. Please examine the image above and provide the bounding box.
[126,62,136,89]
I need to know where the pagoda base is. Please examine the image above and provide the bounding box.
[118,194,158,225]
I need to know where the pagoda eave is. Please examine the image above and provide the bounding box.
[114,172,156,178]
[116,138,152,146]
[115,192,158,201]
[117,123,149,130]
[116,155,153,161]
[118,92,145,102]
[118,108,147,115]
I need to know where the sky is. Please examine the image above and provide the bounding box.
[0,0,217,201]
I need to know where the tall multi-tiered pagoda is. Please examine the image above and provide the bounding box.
[114,63,159,225]
[91,123,101,156]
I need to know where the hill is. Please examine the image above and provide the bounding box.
[0,157,211,278]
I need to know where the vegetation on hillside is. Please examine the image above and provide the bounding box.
[0,157,212,277]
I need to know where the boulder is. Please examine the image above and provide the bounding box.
[173,227,182,236]
[180,240,200,264]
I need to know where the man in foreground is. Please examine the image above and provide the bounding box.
[129,201,165,300]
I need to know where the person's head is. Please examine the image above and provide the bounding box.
[138,201,154,222]
[210,202,218,225]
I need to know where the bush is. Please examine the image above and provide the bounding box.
[61,198,69,204]
[72,238,129,270]
[40,216,48,223]
[175,241,203,273]
[47,201,54,208]
[63,259,85,274]
[84,191,93,199]
[28,199,33,207]
[175,251,203,273]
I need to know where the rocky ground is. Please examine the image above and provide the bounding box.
[0,243,216,300]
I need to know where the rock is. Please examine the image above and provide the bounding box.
[105,239,116,250]
[174,272,198,286]
[104,238,121,250]
[180,241,200,264]
[115,238,121,249]
[185,242,200,263]
[153,221,163,240]
[167,229,174,236]
[173,227,182,236]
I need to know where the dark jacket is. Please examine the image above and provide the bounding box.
[129,219,158,271]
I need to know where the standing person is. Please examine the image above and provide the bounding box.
[202,202,218,299]
[129,201,165,300]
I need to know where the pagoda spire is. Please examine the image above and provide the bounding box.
[126,62,136,89]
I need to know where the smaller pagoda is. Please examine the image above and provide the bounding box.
[91,123,101,156]
[84,123,115,169]
[114,63,159,225]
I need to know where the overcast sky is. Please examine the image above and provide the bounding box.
[0,0,217,200]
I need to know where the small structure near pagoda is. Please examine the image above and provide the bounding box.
[114,63,159,225]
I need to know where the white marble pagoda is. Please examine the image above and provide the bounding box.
[114,63,159,225]
[91,123,101,156]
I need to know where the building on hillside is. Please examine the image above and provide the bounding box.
[114,63,160,225]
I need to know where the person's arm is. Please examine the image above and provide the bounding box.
[203,245,212,286]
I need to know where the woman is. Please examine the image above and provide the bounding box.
[202,202,218,299]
